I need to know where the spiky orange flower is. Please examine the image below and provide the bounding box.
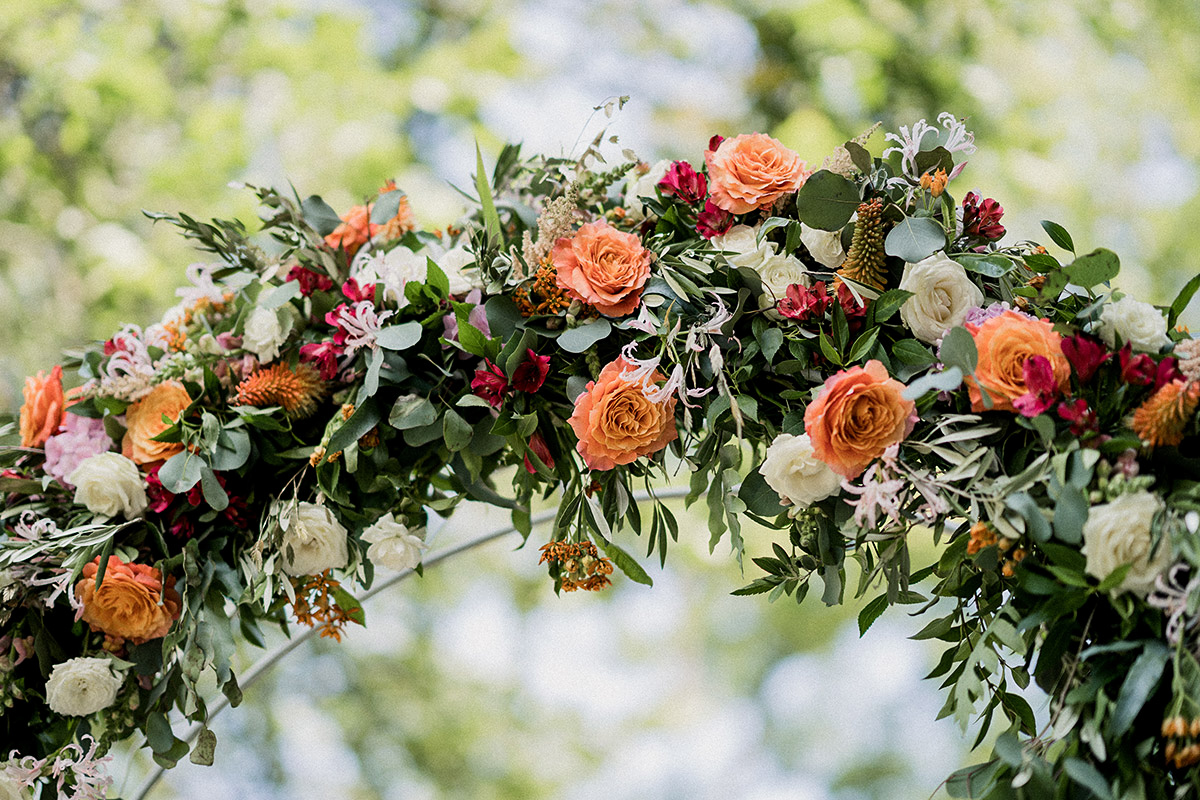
[837,197,888,290]
[538,539,614,592]
[1131,379,1200,448]
[233,362,325,418]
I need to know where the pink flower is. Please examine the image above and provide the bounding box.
[1155,356,1184,390]
[696,199,734,239]
[1118,344,1156,386]
[657,161,707,206]
[472,360,508,407]
[286,265,334,296]
[43,413,113,488]
[1012,356,1060,417]
[962,192,1005,241]
[523,431,556,474]
[341,277,375,303]
[300,341,344,381]
[1057,398,1099,436]
[1061,333,1110,383]
[511,350,551,393]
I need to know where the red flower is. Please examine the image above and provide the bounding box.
[696,199,734,239]
[1057,398,1099,436]
[472,360,508,407]
[962,192,1006,241]
[143,463,173,514]
[511,350,551,394]
[1012,356,1059,417]
[836,282,868,331]
[1061,333,1110,384]
[1118,344,1156,386]
[657,161,707,206]
[707,135,725,154]
[286,265,334,297]
[1155,356,1184,390]
[523,432,556,474]
[777,281,833,324]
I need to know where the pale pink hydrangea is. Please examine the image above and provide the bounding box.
[43,414,112,488]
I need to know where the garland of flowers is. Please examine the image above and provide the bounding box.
[2,108,1199,798]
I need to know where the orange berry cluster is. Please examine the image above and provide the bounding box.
[288,570,359,642]
[538,540,614,592]
[1163,716,1200,769]
[966,521,1027,577]
[513,260,573,317]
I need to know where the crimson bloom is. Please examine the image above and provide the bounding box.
[1118,345,1156,386]
[1057,398,1099,436]
[962,192,1005,241]
[1013,356,1060,417]
[658,161,707,206]
[1061,333,1110,384]
[341,277,375,303]
[777,281,833,324]
[523,431,556,475]
[300,341,344,381]
[1155,356,1184,390]
[472,360,508,407]
[511,350,551,394]
[286,265,334,296]
[696,199,734,239]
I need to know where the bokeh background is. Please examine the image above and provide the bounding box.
[3,0,1199,798]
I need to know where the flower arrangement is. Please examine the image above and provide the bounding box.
[1,107,1199,798]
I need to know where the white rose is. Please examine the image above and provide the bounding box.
[243,306,287,363]
[623,159,671,222]
[1096,295,1170,353]
[0,771,31,800]
[431,245,477,295]
[1082,490,1172,596]
[898,252,985,344]
[45,657,123,716]
[712,224,778,272]
[799,223,846,270]
[68,453,147,520]
[759,433,842,510]
[280,502,350,577]
[361,513,428,572]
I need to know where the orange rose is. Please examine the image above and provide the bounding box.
[965,311,1070,412]
[122,381,191,465]
[804,360,917,478]
[568,358,678,471]
[553,221,652,318]
[704,133,810,215]
[76,556,182,645]
[19,365,65,447]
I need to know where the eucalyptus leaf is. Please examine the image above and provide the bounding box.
[300,195,342,237]
[557,319,612,353]
[884,216,946,263]
[794,170,860,231]
[375,322,423,351]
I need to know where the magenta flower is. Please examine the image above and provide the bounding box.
[1061,333,1110,383]
[471,360,508,407]
[286,265,334,296]
[1013,356,1059,417]
[1118,344,1156,386]
[658,161,707,206]
[1057,398,1099,436]
[696,199,734,239]
[962,192,1005,240]
[777,281,833,324]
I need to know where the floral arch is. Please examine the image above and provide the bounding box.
[2,110,1199,799]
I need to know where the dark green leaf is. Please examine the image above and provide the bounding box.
[953,253,1016,278]
[199,466,229,512]
[300,195,342,237]
[1063,758,1114,800]
[442,409,473,452]
[794,170,860,231]
[891,338,936,367]
[327,397,381,455]
[884,216,946,263]
[486,295,524,340]
[738,468,787,516]
[1006,492,1052,543]
[597,538,653,586]
[1111,642,1169,736]
[857,594,888,636]
[844,141,873,174]
[475,142,502,247]
[869,289,914,324]
[1169,273,1200,327]
[1040,220,1075,254]
[1064,249,1120,289]
[388,395,437,430]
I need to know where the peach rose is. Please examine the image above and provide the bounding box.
[704,133,810,215]
[122,381,191,465]
[553,221,652,318]
[76,556,182,645]
[804,360,917,478]
[568,358,678,471]
[19,365,64,447]
[965,311,1070,412]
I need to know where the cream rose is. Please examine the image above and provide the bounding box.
[279,502,350,577]
[898,252,985,344]
[357,246,428,307]
[1096,295,1170,353]
[799,223,846,270]
[712,225,778,272]
[243,306,287,363]
[432,245,478,295]
[45,657,123,716]
[68,453,147,519]
[361,513,428,571]
[759,433,842,510]
[1082,490,1172,596]
[755,252,810,304]
[624,159,671,222]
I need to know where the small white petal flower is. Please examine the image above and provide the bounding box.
[361,513,427,572]
[45,657,123,717]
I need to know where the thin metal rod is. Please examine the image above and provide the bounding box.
[132,487,690,799]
